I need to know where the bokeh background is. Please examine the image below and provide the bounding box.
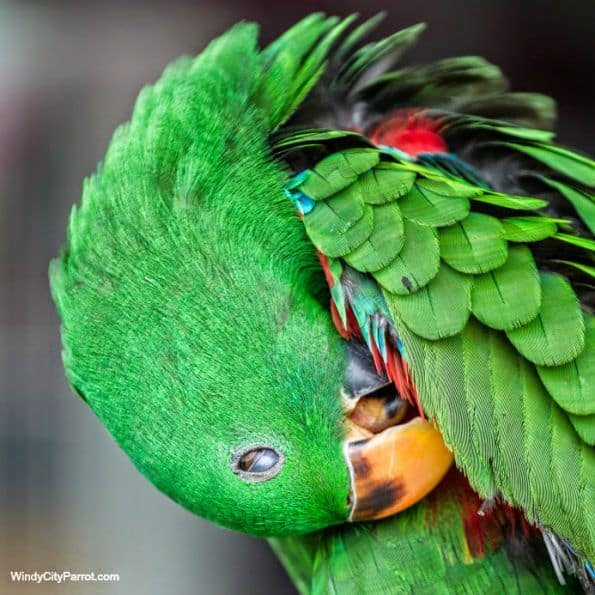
[1,1,593,593]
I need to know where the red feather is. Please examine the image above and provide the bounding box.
[370,109,447,156]
[317,252,335,288]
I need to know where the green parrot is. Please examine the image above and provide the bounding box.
[50,14,595,593]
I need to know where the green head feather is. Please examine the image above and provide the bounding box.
[50,22,350,536]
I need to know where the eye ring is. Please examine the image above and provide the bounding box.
[231,444,285,483]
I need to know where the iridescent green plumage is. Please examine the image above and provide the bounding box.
[50,12,595,593]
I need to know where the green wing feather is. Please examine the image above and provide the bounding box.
[471,245,541,330]
[501,216,562,242]
[343,202,404,272]
[537,316,595,417]
[438,213,509,274]
[538,178,595,235]
[506,273,585,366]
[374,218,440,294]
[501,142,595,186]
[398,178,472,226]
[389,264,472,340]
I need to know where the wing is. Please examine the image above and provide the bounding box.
[284,137,595,563]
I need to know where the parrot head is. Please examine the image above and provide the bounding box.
[50,20,452,538]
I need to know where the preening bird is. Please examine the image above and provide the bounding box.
[50,14,595,593]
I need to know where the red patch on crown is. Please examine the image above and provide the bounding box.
[369,109,447,156]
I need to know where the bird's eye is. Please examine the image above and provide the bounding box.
[232,445,284,483]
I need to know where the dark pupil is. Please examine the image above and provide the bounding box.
[239,448,279,473]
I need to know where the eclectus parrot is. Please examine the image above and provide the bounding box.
[50,14,595,593]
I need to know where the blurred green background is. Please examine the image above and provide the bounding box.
[1,1,593,593]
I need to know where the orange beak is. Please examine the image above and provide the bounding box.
[344,416,454,522]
